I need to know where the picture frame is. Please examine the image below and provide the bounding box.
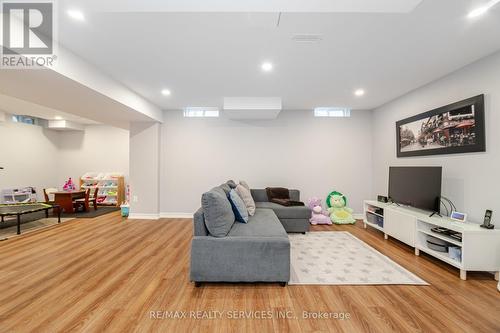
[396,95,486,158]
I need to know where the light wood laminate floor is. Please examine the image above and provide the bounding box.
[0,212,498,332]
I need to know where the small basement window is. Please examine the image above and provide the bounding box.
[11,115,40,125]
[183,107,219,118]
[314,107,351,118]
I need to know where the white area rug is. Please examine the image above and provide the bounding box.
[289,231,428,285]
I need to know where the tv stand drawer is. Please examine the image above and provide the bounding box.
[384,208,416,247]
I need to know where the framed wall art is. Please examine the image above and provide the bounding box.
[396,95,486,158]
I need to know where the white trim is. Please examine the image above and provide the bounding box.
[132,212,360,220]
[160,212,194,219]
[128,213,160,220]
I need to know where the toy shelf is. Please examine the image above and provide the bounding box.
[80,172,125,207]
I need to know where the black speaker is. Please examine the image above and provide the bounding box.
[377,195,388,203]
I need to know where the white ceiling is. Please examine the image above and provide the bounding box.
[34,0,500,113]
[0,69,155,129]
[58,0,423,13]
[0,94,99,125]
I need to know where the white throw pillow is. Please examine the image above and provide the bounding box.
[235,184,256,216]
[239,180,250,190]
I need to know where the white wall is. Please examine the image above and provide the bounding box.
[129,122,160,217]
[372,51,500,223]
[0,120,129,201]
[160,110,373,215]
[55,125,130,185]
[0,120,60,201]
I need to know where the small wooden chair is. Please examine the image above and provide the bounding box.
[43,188,58,204]
[73,189,91,212]
[89,187,99,210]
[43,187,60,215]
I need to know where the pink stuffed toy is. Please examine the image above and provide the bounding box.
[63,177,76,191]
[307,197,332,225]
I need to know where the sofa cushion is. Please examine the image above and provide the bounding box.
[235,184,256,216]
[228,189,249,223]
[255,202,311,219]
[201,187,235,237]
[227,208,287,238]
[279,218,310,233]
[250,189,269,202]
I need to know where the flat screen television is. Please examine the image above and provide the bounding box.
[388,166,442,212]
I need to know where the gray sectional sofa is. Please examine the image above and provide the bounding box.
[190,186,310,286]
[251,189,310,234]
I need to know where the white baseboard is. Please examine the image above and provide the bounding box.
[132,212,360,220]
[353,213,364,220]
[159,212,193,219]
[128,213,160,220]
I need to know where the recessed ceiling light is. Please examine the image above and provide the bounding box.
[161,89,171,96]
[467,0,500,18]
[261,62,273,72]
[354,89,365,97]
[67,9,85,22]
[54,116,63,120]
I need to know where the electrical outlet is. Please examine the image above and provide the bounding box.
[133,195,138,202]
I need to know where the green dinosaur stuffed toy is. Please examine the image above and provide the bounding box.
[326,191,356,225]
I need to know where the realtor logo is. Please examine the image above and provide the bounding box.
[1,1,56,68]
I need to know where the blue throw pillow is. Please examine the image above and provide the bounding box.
[227,189,249,223]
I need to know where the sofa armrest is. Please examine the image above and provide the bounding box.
[190,236,290,282]
[193,207,208,236]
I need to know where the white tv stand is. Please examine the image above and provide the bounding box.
[363,200,500,281]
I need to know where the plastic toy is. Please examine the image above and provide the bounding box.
[121,184,130,217]
[326,191,356,224]
[307,197,332,225]
[63,177,76,191]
